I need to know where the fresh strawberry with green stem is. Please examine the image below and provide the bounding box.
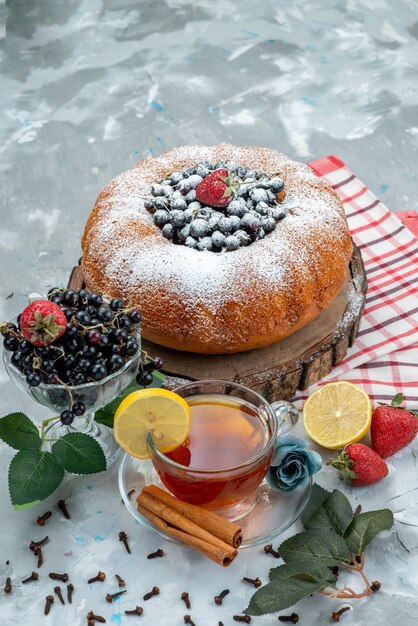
[196,169,239,208]
[371,393,418,458]
[20,300,67,346]
[328,443,388,485]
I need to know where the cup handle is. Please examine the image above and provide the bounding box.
[270,400,299,436]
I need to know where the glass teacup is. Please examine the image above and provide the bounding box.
[146,380,298,520]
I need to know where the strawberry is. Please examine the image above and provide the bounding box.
[328,444,388,485]
[196,169,238,208]
[20,300,67,346]
[371,393,418,458]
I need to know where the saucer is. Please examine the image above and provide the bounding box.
[118,453,312,548]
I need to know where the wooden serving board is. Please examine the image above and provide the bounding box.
[68,241,367,402]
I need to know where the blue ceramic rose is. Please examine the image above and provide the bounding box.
[267,434,322,492]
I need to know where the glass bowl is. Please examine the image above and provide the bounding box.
[2,325,141,465]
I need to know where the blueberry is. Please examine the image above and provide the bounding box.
[178,179,192,194]
[185,236,197,248]
[72,401,86,416]
[235,229,251,246]
[250,188,269,204]
[266,190,277,203]
[89,362,107,381]
[190,218,210,238]
[245,170,257,180]
[97,306,113,323]
[161,185,173,197]
[237,165,248,178]
[261,216,276,232]
[178,224,191,242]
[153,209,170,226]
[229,216,241,231]
[218,217,233,234]
[211,231,226,248]
[225,161,238,172]
[154,197,168,210]
[255,201,270,216]
[144,198,156,211]
[187,201,202,212]
[195,165,209,178]
[170,210,186,227]
[214,161,226,169]
[26,371,42,387]
[185,189,197,202]
[241,213,261,231]
[227,199,246,217]
[171,198,187,211]
[109,297,124,311]
[170,171,183,184]
[271,177,285,193]
[225,235,240,250]
[271,207,286,221]
[162,223,175,240]
[183,208,194,223]
[151,183,166,197]
[171,190,184,200]
[196,237,213,251]
[187,174,203,189]
[255,227,266,240]
[60,410,74,425]
[208,212,223,230]
[183,165,196,176]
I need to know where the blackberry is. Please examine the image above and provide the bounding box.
[26,371,42,387]
[162,223,175,240]
[72,401,86,415]
[109,298,124,311]
[60,410,74,425]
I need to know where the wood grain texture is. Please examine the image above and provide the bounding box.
[68,242,367,402]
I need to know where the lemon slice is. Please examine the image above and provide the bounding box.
[302,381,372,449]
[113,389,191,459]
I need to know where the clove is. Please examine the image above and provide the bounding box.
[233,617,251,623]
[243,577,262,588]
[4,577,12,593]
[371,581,381,592]
[184,616,196,626]
[331,607,350,622]
[86,611,106,623]
[278,614,299,623]
[219,623,224,626]
[49,572,69,582]
[143,586,160,601]
[87,571,106,584]
[181,591,191,609]
[37,511,52,526]
[147,548,164,559]
[44,594,54,615]
[125,606,144,616]
[264,544,280,558]
[67,583,74,603]
[354,504,362,516]
[119,531,131,554]
[57,499,71,519]
[34,546,43,568]
[22,571,39,584]
[29,536,48,551]
[115,574,126,588]
[106,590,127,603]
[54,585,65,605]
[214,589,230,605]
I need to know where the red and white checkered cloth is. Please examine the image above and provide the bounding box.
[293,156,418,407]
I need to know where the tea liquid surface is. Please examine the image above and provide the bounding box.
[166,393,270,470]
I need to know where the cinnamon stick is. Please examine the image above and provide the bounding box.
[137,504,237,567]
[141,485,242,548]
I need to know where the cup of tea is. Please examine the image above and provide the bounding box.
[146,380,298,520]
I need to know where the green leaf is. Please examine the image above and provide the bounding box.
[0,413,41,450]
[300,484,331,528]
[280,530,351,566]
[95,373,164,428]
[245,577,325,616]
[344,509,394,555]
[8,450,64,508]
[391,392,404,407]
[323,490,353,535]
[269,560,337,586]
[51,433,106,474]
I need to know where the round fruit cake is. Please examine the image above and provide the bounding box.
[81,144,353,354]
